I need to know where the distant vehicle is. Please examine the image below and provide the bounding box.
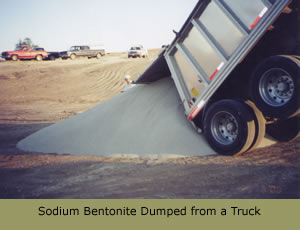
[30,47,62,61]
[29,47,61,61]
[46,52,62,61]
[1,45,48,61]
[60,46,105,60]
[128,45,148,58]
[32,47,45,51]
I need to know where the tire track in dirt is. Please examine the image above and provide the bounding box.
[0,50,162,123]
[82,59,150,99]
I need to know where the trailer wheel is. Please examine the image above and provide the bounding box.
[245,101,266,152]
[203,100,256,155]
[250,56,300,119]
[267,116,300,142]
[11,55,18,61]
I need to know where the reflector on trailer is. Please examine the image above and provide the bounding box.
[188,100,205,121]
[209,62,225,81]
[250,7,268,30]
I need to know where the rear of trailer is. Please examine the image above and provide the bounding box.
[137,0,300,155]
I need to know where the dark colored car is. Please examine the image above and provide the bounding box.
[60,46,105,60]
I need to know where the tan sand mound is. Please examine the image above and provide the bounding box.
[17,78,216,158]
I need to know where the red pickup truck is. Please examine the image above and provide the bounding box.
[1,45,48,61]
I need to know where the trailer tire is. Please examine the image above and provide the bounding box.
[250,56,300,119]
[203,100,256,155]
[266,116,300,142]
[245,101,266,152]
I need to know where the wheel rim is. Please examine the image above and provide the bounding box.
[12,56,17,61]
[211,111,238,145]
[97,54,101,59]
[259,68,294,107]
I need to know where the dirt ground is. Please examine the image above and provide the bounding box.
[0,50,299,199]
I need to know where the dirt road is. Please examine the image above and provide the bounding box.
[0,51,299,198]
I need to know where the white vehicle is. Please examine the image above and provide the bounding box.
[128,45,148,58]
[136,0,300,155]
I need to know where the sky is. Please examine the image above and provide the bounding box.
[0,0,198,52]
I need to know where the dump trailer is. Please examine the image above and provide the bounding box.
[136,0,300,155]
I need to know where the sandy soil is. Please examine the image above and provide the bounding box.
[0,50,299,199]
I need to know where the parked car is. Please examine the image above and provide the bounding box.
[46,52,62,61]
[128,45,148,58]
[29,48,61,61]
[1,45,48,61]
[32,47,45,51]
[60,46,105,60]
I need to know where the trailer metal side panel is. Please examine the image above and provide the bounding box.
[164,0,290,119]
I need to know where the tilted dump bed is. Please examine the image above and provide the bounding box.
[136,0,299,155]
[164,0,291,120]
